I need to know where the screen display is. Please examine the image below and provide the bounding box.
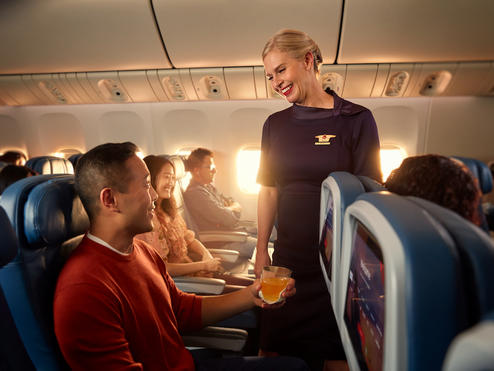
[318,194,334,280]
[344,221,385,371]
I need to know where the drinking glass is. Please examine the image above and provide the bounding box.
[260,266,292,304]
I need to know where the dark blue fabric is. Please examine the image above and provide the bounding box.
[452,156,493,194]
[407,196,494,323]
[194,355,310,371]
[0,206,17,267]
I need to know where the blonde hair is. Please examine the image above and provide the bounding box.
[262,29,323,73]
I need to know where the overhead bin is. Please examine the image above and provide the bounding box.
[152,0,343,68]
[0,0,171,74]
[338,0,494,64]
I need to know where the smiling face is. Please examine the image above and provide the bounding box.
[155,162,176,201]
[263,48,314,105]
[117,155,158,235]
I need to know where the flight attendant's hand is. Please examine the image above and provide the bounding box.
[254,248,271,278]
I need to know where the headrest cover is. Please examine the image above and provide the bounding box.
[357,175,386,192]
[169,155,186,179]
[27,156,74,175]
[23,177,89,248]
[0,206,18,267]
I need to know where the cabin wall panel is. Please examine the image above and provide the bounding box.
[37,113,85,155]
[425,97,494,163]
[0,114,28,155]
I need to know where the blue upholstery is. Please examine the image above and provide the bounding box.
[357,175,386,192]
[0,206,36,370]
[26,156,74,175]
[0,175,88,370]
[0,206,17,267]
[339,192,467,371]
[407,196,494,323]
[68,153,83,169]
[452,156,493,194]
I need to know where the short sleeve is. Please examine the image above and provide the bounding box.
[256,117,276,186]
[352,109,382,182]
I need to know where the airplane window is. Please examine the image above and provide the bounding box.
[380,145,407,182]
[236,148,261,194]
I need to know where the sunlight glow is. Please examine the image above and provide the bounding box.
[236,149,261,194]
[380,145,408,182]
[136,151,145,159]
[175,149,192,191]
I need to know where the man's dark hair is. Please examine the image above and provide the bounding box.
[0,165,37,195]
[185,148,213,171]
[75,142,138,220]
[385,154,482,225]
[143,155,177,217]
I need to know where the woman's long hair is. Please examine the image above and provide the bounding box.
[143,155,177,217]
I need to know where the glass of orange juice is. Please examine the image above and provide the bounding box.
[259,266,292,304]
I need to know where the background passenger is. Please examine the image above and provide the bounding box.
[135,155,253,286]
[256,29,382,371]
[0,165,37,195]
[0,151,27,166]
[385,154,483,226]
[54,142,307,371]
[185,147,257,258]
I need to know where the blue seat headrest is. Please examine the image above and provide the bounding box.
[453,156,493,194]
[26,156,74,175]
[23,177,89,248]
[0,206,18,267]
[357,175,386,192]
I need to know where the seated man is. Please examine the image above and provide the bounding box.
[385,154,483,226]
[184,148,258,257]
[53,142,308,371]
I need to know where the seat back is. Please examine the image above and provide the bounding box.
[452,156,493,194]
[26,156,74,175]
[68,153,83,169]
[338,192,467,371]
[0,205,36,370]
[0,160,7,171]
[407,196,494,323]
[442,311,494,371]
[319,172,365,317]
[0,175,89,370]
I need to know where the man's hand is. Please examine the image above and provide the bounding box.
[249,278,296,309]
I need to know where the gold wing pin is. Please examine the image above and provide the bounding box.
[315,134,336,145]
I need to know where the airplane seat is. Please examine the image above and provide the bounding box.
[442,310,494,371]
[26,156,74,175]
[319,171,365,319]
[0,205,36,371]
[406,196,494,324]
[0,174,76,370]
[338,191,468,371]
[452,156,493,194]
[0,160,7,171]
[357,175,387,192]
[452,156,493,232]
[163,154,254,266]
[68,153,83,169]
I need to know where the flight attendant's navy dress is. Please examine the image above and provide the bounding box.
[257,90,381,367]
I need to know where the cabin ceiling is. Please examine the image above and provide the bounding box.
[0,0,493,105]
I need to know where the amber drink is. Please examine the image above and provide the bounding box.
[260,266,292,304]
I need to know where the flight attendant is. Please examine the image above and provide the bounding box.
[255,29,382,371]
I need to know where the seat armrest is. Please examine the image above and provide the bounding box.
[183,326,248,352]
[198,230,248,243]
[209,248,239,263]
[173,276,225,295]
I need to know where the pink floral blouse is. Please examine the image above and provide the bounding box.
[135,209,195,263]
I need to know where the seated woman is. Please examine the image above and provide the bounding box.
[135,155,253,286]
[385,154,482,226]
[0,164,37,195]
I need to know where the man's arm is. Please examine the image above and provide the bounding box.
[185,186,240,229]
[200,279,295,326]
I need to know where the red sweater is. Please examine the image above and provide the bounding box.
[54,236,203,370]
